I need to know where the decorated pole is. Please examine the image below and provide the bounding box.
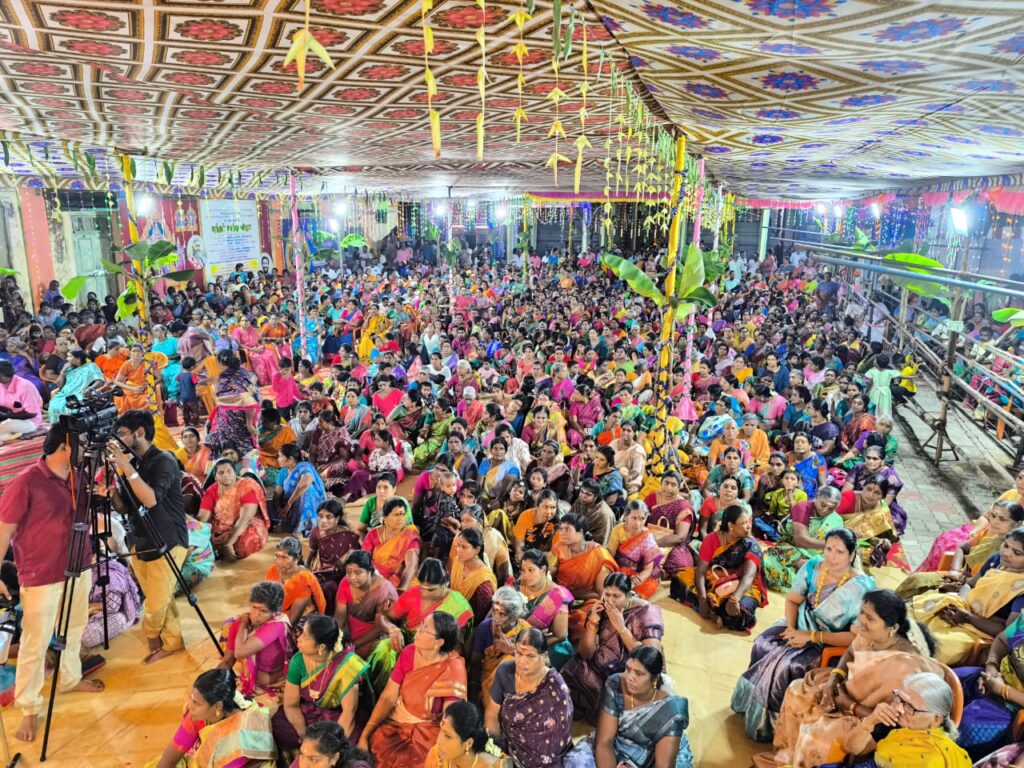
[290,172,308,361]
[645,135,686,479]
[678,158,706,407]
[120,155,178,452]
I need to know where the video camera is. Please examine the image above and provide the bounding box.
[59,389,121,445]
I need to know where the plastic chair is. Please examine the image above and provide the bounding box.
[819,646,849,668]
[940,663,964,727]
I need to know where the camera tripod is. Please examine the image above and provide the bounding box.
[39,433,223,762]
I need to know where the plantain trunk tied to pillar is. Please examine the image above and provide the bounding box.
[63,239,194,452]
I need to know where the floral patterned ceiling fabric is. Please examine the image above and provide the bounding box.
[0,0,1021,198]
[0,0,666,195]
[585,0,1024,198]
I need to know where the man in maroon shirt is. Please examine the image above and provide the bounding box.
[0,424,105,741]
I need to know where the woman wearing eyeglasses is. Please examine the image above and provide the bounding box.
[753,589,944,768]
[357,611,466,768]
[841,672,969,768]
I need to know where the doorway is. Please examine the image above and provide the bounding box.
[69,210,118,302]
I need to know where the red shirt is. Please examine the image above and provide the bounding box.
[0,458,90,586]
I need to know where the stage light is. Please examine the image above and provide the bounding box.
[815,203,827,214]
[833,205,844,217]
[434,203,448,217]
[137,195,154,216]
[871,203,881,219]
[496,205,509,221]
[328,218,339,232]
[333,201,346,216]
[950,207,969,235]
[466,200,477,210]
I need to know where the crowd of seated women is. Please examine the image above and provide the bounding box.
[122,247,1024,768]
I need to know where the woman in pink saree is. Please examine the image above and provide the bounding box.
[219,581,293,710]
[233,316,278,386]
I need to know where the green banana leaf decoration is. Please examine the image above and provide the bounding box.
[882,252,950,308]
[993,308,1024,327]
[600,253,666,306]
[339,233,367,249]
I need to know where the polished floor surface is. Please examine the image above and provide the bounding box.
[0,536,788,768]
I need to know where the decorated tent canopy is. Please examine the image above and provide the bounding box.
[0,0,1021,198]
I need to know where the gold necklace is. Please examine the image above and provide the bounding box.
[814,565,853,606]
[627,686,657,709]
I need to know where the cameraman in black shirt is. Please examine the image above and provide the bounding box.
[108,410,189,664]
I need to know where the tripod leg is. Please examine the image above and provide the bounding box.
[162,549,223,657]
[39,576,78,763]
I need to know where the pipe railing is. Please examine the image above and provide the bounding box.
[841,280,1024,462]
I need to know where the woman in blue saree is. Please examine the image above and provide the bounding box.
[731,528,874,742]
[788,432,828,498]
[293,310,323,365]
[48,350,105,423]
[277,444,328,536]
[568,646,693,768]
[954,610,1024,759]
[151,324,181,401]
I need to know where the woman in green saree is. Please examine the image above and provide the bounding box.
[763,486,842,591]
[273,614,368,750]
[413,398,455,470]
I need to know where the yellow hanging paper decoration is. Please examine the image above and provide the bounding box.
[422,0,441,157]
[511,4,531,143]
[285,0,336,92]
[546,54,569,185]
[475,0,488,161]
[614,78,625,197]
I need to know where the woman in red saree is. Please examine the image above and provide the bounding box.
[643,471,694,576]
[198,459,270,561]
[608,501,663,599]
[358,612,467,768]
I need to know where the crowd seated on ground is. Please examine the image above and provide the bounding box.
[5,240,1024,768]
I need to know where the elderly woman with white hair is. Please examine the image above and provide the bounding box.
[457,384,485,429]
[469,586,532,703]
[840,672,970,768]
[445,359,481,403]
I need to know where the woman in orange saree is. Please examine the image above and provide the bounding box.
[114,345,155,413]
[608,501,664,599]
[358,612,467,768]
[552,513,616,639]
[362,499,421,590]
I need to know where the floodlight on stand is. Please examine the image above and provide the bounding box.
[871,203,881,219]
[136,195,154,216]
[333,201,346,216]
[950,207,969,236]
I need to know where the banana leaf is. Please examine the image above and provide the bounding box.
[681,286,716,309]
[161,270,195,283]
[680,243,704,295]
[340,234,368,248]
[600,253,665,306]
[993,308,1024,323]
[60,275,90,300]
